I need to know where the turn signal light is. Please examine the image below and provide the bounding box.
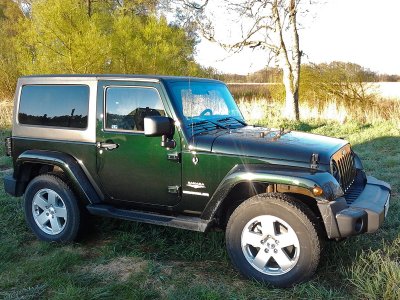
[312,186,324,197]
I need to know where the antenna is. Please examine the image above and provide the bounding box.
[189,75,194,147]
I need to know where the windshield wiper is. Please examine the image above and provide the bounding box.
[187,120,227,136]
[216,117,247,128]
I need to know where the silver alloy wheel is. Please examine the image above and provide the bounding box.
[32,188,68,235]
[241,215,300,276]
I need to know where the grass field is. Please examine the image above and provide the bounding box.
[0,121,399,299]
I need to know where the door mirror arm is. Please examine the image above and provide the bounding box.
[161,135,176,149]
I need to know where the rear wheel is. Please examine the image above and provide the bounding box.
[24,174,81,242]
[225,193,321,287]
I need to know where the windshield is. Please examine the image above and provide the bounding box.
[167,81,245,135]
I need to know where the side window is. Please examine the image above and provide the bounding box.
[18,85,89,129]
[105,87,165,131]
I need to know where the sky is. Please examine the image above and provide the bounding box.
[194,0,400,75]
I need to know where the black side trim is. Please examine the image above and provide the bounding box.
[3,174,24,196]
[87,204,211,232]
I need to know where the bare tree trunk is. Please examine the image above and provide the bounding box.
[273,0,300,120]
[288,0,300,120]
[87,0,92,17]
[281,61,298,120]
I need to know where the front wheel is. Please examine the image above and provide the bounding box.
[225,193,321,287]
[23,174,82,242]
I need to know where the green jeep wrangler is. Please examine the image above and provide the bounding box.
[3,75,391,287]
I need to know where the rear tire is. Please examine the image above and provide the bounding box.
[225,193,321,287]
[23,174,81,242]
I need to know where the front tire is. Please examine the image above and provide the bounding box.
[225,193,321,287]
[24,174,81,242]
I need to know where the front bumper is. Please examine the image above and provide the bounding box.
[318,174,391,239]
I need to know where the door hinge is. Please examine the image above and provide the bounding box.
[167,152,181,162]
[168,185,181,195]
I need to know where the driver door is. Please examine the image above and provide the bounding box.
[96,81,182,207]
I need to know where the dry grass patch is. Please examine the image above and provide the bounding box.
[84,256,148,282]
[0,100,12,129]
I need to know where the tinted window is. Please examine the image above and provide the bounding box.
[19,85,89,129]
[105,87,165,131]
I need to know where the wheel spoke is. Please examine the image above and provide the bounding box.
[277,228,298,248]
[47,191,57,206]
[272,249,293,272]
[56,207,67,219]
[260,218,276,237]
[33,195,48,210]
[50,217,61,232]
[252,249,272,269]
[36,212,49,226]
[242,230,262,248]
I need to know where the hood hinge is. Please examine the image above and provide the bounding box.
[311,153,319,169]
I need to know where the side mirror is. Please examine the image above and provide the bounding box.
[144,116,175,137]
[144,116,176,149]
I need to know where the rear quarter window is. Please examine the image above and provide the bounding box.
[18,85,89,129]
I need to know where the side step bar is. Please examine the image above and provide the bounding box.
[86,204,211,232]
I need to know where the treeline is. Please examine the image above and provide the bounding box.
[231,62,400,123]
[0,0,208,99]
[227,62,400,105]
[222,62,400,84]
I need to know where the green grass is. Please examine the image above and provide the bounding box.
[0,120,399,299]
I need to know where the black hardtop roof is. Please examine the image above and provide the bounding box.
[20,74,224,84]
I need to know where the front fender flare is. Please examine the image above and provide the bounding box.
[201,164,342,220]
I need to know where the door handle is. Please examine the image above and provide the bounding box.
[96,142,119,151]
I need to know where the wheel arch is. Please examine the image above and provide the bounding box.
[201,164,337,230]
[13,150,102,204]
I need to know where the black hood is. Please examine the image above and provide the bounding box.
[192,126,348,165]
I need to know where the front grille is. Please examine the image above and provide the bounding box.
[331,145,357,192]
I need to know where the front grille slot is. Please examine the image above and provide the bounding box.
[343,170,365,204]
[332,147,357,192]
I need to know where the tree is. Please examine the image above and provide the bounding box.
[0,0,23,99]
[182,0,308,120]
[110,14,200,75]
[300,62,377,105]
[13,0,202,76]
[15,0,111,74]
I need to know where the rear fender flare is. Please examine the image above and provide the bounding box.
[14,150,102,204]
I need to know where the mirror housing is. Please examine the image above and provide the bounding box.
[144,116,175,137]
[144,116,176,149]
